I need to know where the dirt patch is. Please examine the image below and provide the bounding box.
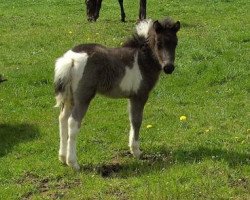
[228,176,249,190]
[116,150,132,157]
[81,162,123,178]
[17,171,39,185]
[141,151,172,165]
[18,172,81,200]
[105,185,129,200]
[115,149,172,163]
[20,191,33,200]
[81,150,172,178]
[97,163,123,178]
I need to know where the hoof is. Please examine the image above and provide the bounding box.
[59,155,66,164]
[130,148,142,159]
[67,161,80,171]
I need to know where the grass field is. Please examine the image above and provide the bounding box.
[0,0,249,199]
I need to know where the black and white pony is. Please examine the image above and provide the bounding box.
[85,0,147,22]
[54,18,180,170]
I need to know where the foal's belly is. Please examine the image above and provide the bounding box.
[97,87,132,99]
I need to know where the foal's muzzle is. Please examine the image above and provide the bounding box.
[163,64,175,74]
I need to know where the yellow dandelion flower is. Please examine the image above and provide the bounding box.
[146,124,153,129]
[180,115,187,121]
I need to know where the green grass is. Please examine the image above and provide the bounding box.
[0,0,249,199]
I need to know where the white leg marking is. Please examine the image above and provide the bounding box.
[120,53,142,93]
[129,123,141,158]
[67,116,80,170]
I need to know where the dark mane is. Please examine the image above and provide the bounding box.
[122,17,177,50]
[160,17,177,30]
[122,34,148,49]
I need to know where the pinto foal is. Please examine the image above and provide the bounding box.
[54,18,180,170]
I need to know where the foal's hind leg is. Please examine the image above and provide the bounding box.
[128,96,148,158]
[66,92,95,170]
[59,103,72,164]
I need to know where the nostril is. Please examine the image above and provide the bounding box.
[163,64,175,74]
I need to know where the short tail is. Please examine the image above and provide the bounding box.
[54,52,74,108]
[54,50,89,107]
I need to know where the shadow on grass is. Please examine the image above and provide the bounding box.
[0,123,39,157]
[101,19,135,24]
[80,147,250,178]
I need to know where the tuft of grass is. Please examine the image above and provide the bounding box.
[0,0,249,199]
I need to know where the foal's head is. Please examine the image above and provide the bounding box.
[150,19,180,74]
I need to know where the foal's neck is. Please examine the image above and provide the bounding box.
[137,39,162,74]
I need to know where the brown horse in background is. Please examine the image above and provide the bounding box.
[85,0,147,22]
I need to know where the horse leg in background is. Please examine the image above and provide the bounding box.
[86,0,96,21]
[59,103,72,164]
[94,0,103,21]
[66,90,95,170]
[128,96,148,158]
[139,0,147,20]
[118,0,126,22]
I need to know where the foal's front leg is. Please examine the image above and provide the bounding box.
[128,97,147,158]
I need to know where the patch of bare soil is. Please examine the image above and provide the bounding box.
[97,163,123,177]
[105,186,129,200]
[80,150,172,179]
[141,151,172,165]
[228,175,249,190]
[18,172,81,200]
[81,162,123,178]
[115,149,172,164]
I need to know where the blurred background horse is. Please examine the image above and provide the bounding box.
[85,0,147,22]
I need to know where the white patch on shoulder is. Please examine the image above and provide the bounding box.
[120,53,142,93]
[136,19,153,38]
[55,50,88,93]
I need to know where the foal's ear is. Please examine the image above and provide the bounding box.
[172,21,180,32]
[153,20,163,33]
